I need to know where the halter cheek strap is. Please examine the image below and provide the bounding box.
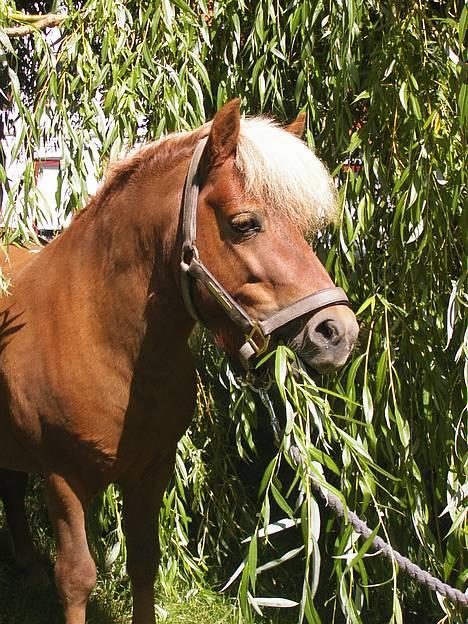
[180,138,350,369]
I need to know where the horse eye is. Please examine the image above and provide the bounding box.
[231,215,261,235]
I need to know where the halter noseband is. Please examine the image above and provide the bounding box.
[180,138,350,369]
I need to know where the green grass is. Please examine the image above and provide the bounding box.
[0,487,227,624]
[0,483,263,624]
[0,571,236,624]
[0,542,282,624]
[0,528,237,624]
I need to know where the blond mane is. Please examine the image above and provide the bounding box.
[237,118,337,233]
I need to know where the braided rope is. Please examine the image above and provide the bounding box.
[255,387,467,608]
[303,459,468,608]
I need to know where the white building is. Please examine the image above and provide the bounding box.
[1,132,98,240]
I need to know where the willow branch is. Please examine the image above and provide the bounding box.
[3,13,67,37]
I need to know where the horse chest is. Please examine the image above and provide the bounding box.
[118,365,197,454]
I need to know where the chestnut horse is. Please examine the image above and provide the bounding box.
[0,100,358,624]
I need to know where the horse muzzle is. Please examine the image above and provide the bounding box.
[289,305,359,373]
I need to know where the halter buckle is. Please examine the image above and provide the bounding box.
[245,322,271,356]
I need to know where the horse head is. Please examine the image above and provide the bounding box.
[180,100,359,373]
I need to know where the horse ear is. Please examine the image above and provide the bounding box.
[285,112,306,138]
[204,98,241,169]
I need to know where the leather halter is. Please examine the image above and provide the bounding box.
[180,138,351,369]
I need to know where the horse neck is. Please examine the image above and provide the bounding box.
[61,159,194,371]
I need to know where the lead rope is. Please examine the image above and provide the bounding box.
[251,385,468,608]
[288,445,468,608]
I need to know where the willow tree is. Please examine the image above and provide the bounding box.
[0,2,466,623]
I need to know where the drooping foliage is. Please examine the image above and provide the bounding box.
[0,1,466,623]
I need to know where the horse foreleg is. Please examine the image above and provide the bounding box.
[0,468,49,588]
[122,452,176,624]
[46,473,96,624]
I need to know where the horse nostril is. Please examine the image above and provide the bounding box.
[315,319,342,345]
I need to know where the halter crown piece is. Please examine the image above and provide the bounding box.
[180,138,351,369]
